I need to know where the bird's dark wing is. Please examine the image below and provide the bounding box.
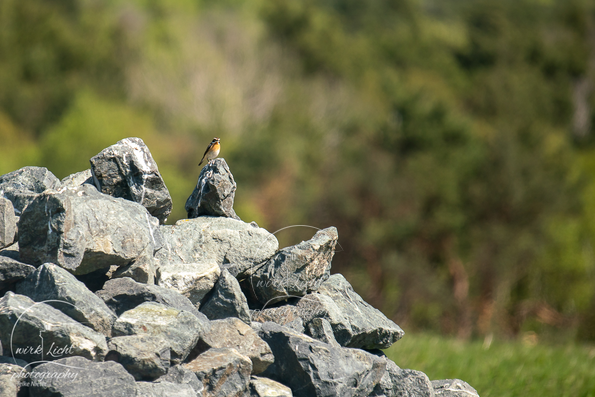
[198,141,214,166]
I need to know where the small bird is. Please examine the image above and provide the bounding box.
[198,137,221,166]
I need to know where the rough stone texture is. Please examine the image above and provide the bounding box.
[185,158,239,219]
[0,166,61,215]
[432,379,479,397]
[16,263,117,336]
[369,353,402,397]
[29,356,136,397]
[0,356,28,367]
[157,262,220,307]
[195,317,274,375]
[18,184,162,281]
[96,277,203,319]
[300,274,405,349]
[0,197,17,249]
[200,269,251,324]
[257,322,386,397]
[60,169,93,188]
[183,347,252,397]
[106,335,171,381]
[0,362,28,397]
[135,381,197,397]
[0,292,107,362]
[0,256,35,292]
[157,365,204,396]
[90,137,172,224]
[249,376,293,397]
[389,369,435,397]
[112,302,208,364]
[306,317,340,347]
[246,227,338,305]
[250,305,301,327]
[156,216,278,278]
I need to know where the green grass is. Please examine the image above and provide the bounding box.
[384,333,595,397]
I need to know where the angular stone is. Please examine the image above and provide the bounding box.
[16,263,117,336]
[246,227,337,305]
[250,305,301,327]
[0,256,35,292]
[96,277,203,319]
[0,356,28,367]
[183,347,252,397]
[431,379,479,397]
[0,197,17,249]
[60,169,93,188]
[106,335,170,381]
[0,166,61,215]
[390,369,434,397]
[29,356,136,397]
[369,353,402,397]
[257,322,385,397]
[18,184,162,280]
[156,217,278,278]
[249,376,292,397]
[196,317,273,375]
[157,262,220,307]
[306,317,340,347]
[135,381,197,397]
[0,362,28,397]
[90,137,173,224]
[302,274,404,349]
[185,158,239,219]
[112,302,208,364]
[157,365,204,396]
[200,270,250,324]
[0,293,107,362]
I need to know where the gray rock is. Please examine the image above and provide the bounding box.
[0,356,28,368]
[0,197,17,249]
[432,379,479,397]
[18,184,162,281]
[200,270,251,324]
[0,256,35,292]
[157,365,204,396]
[0,166,61,215]
[390,369,435,397]
[112,302,208,364]
[249,376,292,397]
[195,317,273,375]
[0,362,28,397]
[185,158,239,219]
[246,227,337,305]
[29,356,136,397]
[257,322,385,397]
[369,354,402,397]
[303,274,405,349]
[306,317,340,347]
[16,263,116,336]
[95,277,203,319]
[135,381,197,397]
[157,262,220,307]
[250,305,301,327]
[0,292,107,362]
[60,169,93,188]
[183,347,252,397]
[156,217,278,278]
[90,137,173,224]
[106,335,170,381]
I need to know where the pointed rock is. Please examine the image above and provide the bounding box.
[200,270,251,324]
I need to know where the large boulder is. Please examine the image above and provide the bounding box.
[183,347,252,397]
[106,335,171,381]
[0,197,17,249]
[0,292,107,362]
[18,184,162,281]
[156,261,220,307]
[245,227,338,305]
[257,322,386,397]
[200,269,251,324]
[0,256,35,293]
[16,263,117,336]
[156,217,278,278]
[185,158,239,219]
[0,166,61,215]
[28,356,136,397]
[90,137,172,224]
[112,302,208,364]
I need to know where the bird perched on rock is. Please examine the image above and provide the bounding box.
[198,137,220,166]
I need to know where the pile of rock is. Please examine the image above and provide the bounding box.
[0,137,479,397]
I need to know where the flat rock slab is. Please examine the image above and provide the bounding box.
[196,317,273,375]
[0,197,17,249]
[0,166,61,215]
[183,347,252,397]
[90,137,172,224]
[0,292,107,362]
[200,269,251,324]
[18,184,162,279]
[28,356,136,397]
[135,381,197,397]
[106,335,171,381]
[16,263,116,337]
[257,322,385,397]
[250,376,293,397]
[432,379,479,397]
[112,302,209,364]
[157,261,221,307]
[156,217,278,278]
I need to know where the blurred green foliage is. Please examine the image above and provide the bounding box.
[1,0,595,342]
